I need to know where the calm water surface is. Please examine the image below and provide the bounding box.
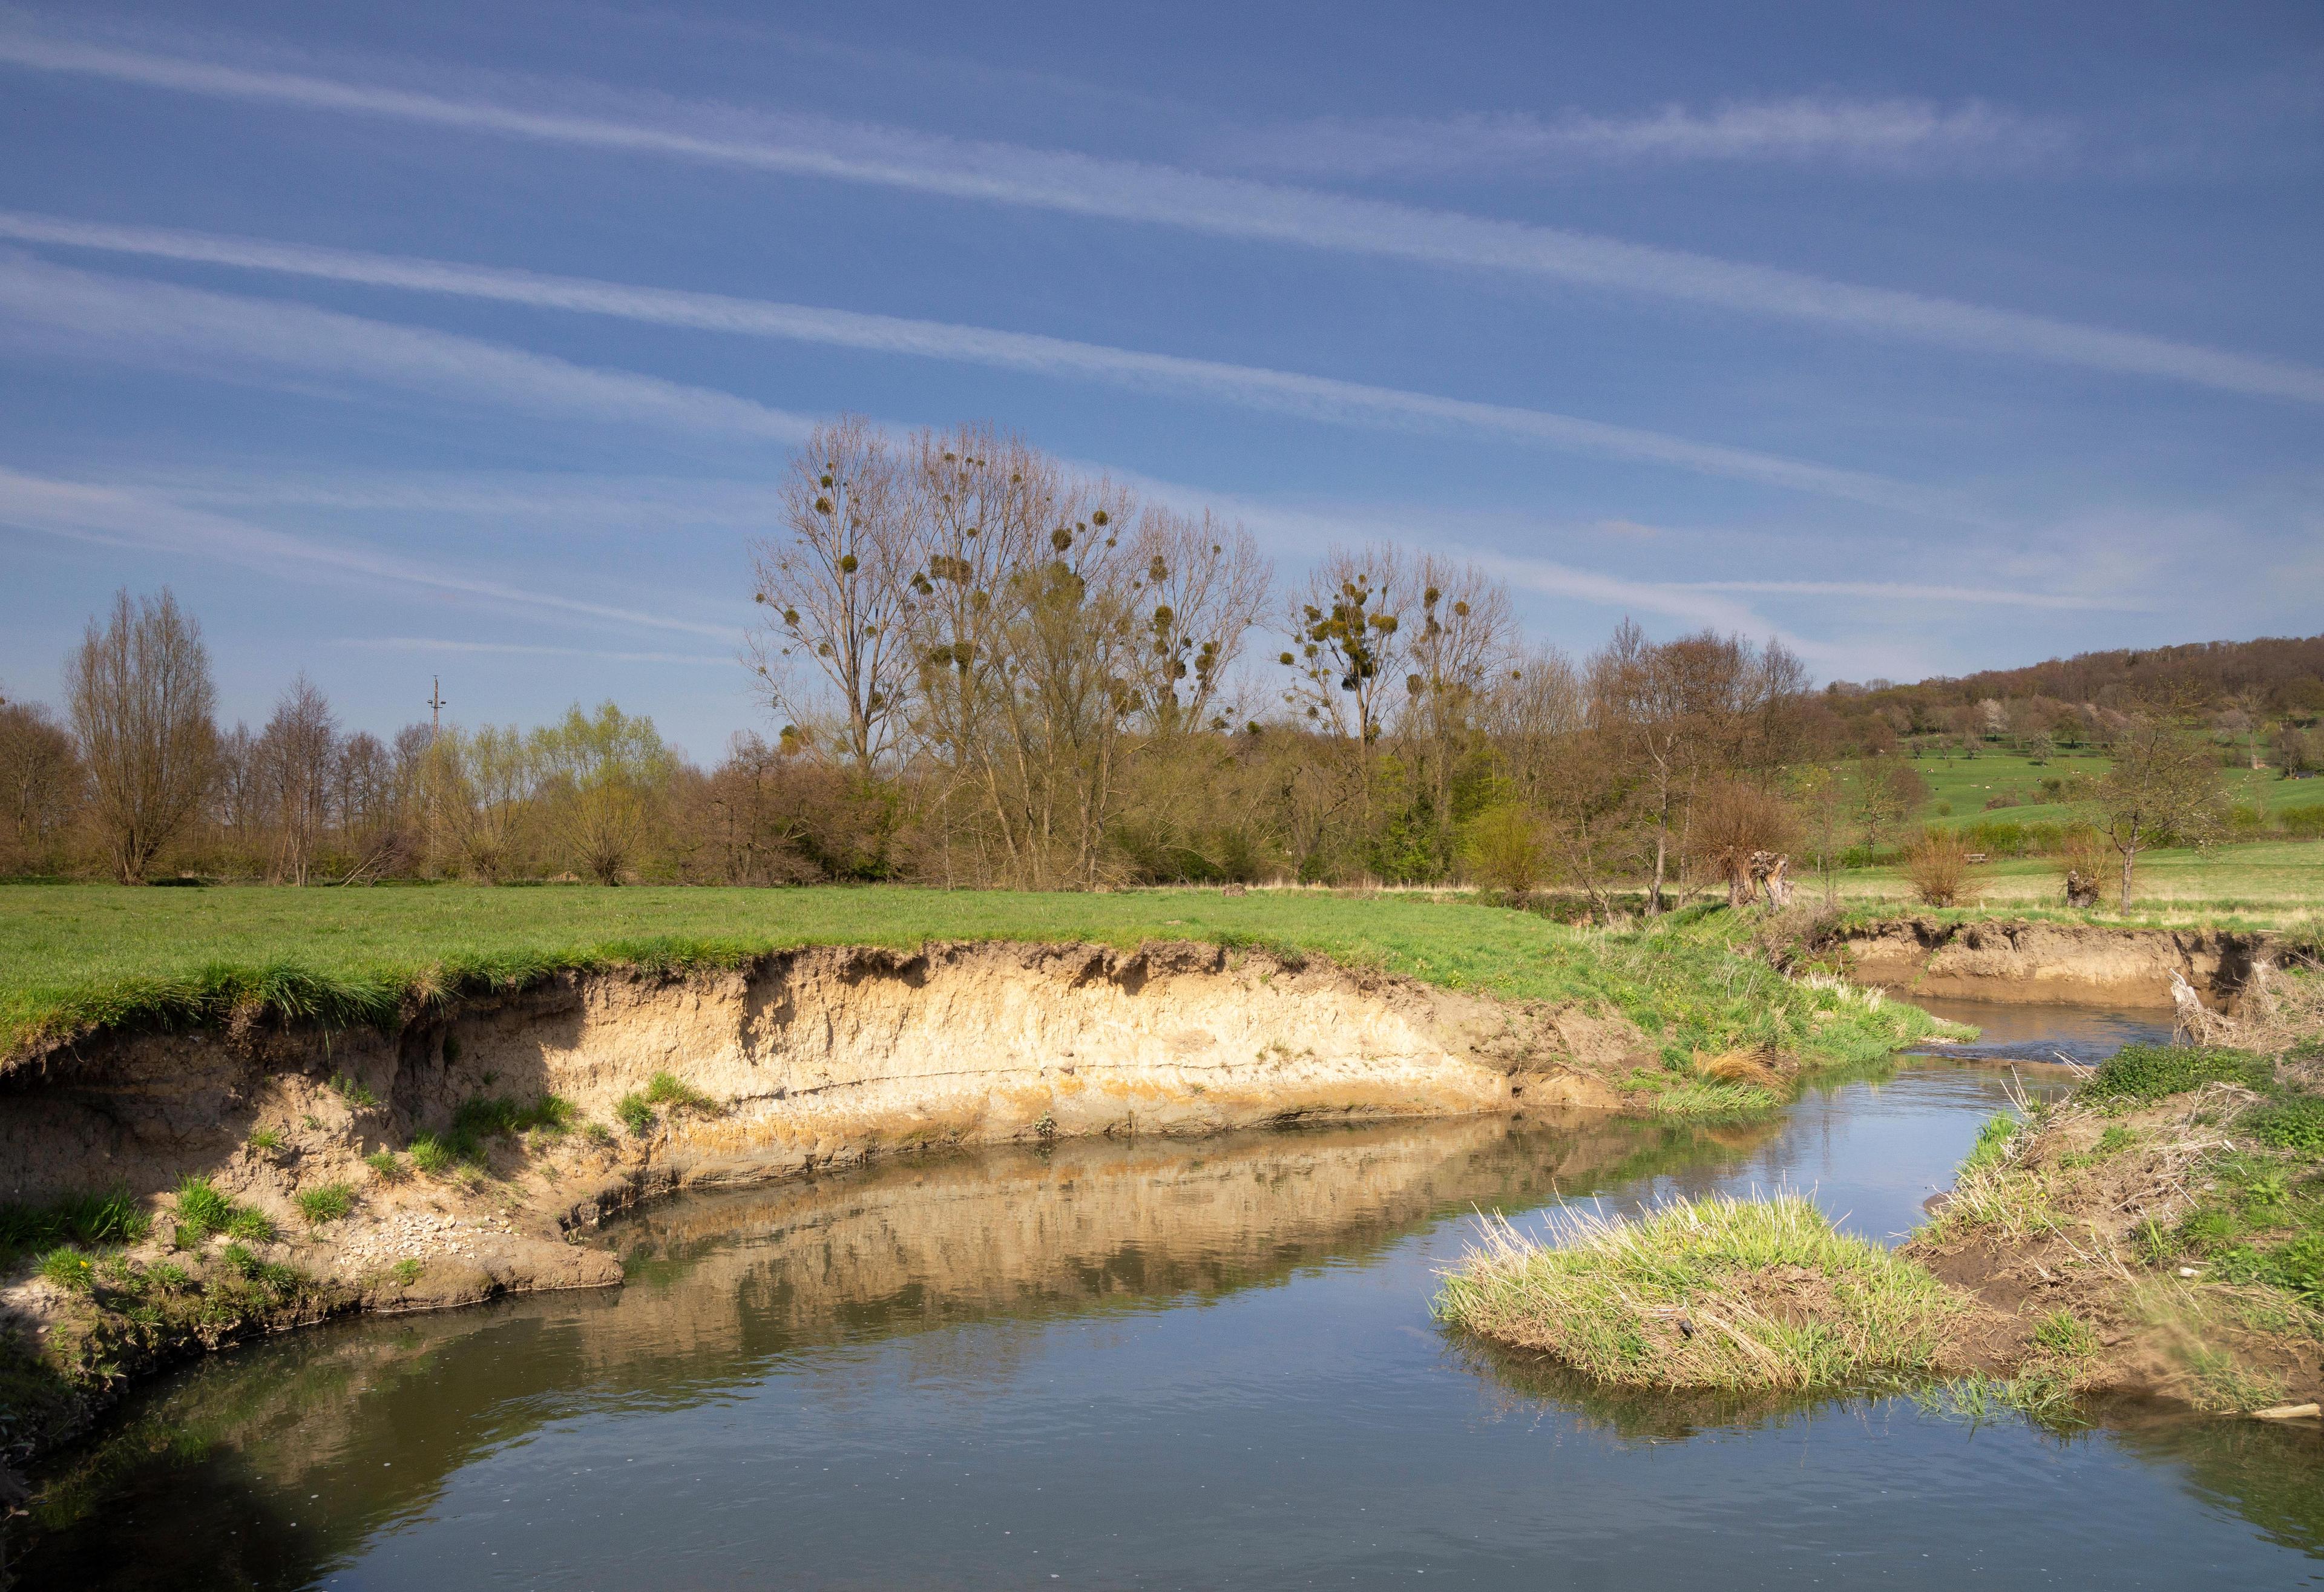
[23,1003,2324,1589]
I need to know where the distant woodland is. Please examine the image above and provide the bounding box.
[4,419,2320,906]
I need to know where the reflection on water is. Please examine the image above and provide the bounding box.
[17,1011,2322,1589]
[1906,995,2177,1067]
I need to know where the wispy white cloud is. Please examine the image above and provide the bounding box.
[0,251,818,447]
[336,636,731,665]
[1672,577,2133,611]
[0,219,1948,511]
[2,28,2316,403]
[0,467,741,641]
[1228,97,2076,179]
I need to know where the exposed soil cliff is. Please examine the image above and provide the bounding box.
[1837,918,2273,1010]
[0,939,1645,1465]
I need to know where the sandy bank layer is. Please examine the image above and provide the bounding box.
[1837,918,2272,1009]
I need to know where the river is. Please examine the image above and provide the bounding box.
[20,1002,2324,1588]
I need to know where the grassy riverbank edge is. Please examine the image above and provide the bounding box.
[0,886,1958,1097]
[1437,973,2324,1421]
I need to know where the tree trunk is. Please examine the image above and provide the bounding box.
[2119,846,2136,912]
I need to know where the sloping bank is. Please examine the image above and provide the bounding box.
[0,915,1952,1474]
[1439,965,2324,1421]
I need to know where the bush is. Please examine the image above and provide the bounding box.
[2283,805,2324,840]
[1903,829,1978,906]
[1463,806,1549,900]
[2081,1044,2272,1106]
[294,1183,355,1226]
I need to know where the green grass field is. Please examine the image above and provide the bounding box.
[1895,748,2320,832]
[0,883,1948,1087]
[1828,841,2324,926]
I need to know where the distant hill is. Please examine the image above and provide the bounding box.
[1832,634,2324,722]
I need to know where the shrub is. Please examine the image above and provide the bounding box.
[2282,804,2324,839]
[1463,805,1549,901]
[1903,829,1978,906]
[294,1183,355,1226]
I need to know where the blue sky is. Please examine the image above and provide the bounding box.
[1,0,2318,758]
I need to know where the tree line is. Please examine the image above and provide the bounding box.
[3,417,2306,910]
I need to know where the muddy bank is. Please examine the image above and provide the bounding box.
[0,939,1646,1464]
[1836,918,2273,1009]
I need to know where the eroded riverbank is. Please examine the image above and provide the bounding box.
[16,1018,2323,1588]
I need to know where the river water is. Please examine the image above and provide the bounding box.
[21,1004,2324,1588]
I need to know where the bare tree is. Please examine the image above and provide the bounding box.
[1279,544,1411,835]
[65,588,217,882]
[1484,646,1586,810]
[747,416,919,775]
[0,694,83,872]
[1587,621,1808,913]
[2089,714,2226,909]
[900,424,1052,883]
[1126,505,1269,738]
[256,673,339,884]
[1398,556,1516,867]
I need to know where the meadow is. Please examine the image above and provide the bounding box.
[0,883,1944,1094]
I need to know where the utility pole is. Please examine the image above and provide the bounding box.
[429,677,447,742]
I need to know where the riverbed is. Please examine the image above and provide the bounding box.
[22,1003,2324,1588]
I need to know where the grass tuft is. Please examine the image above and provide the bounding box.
[37,1247,95,1292]
[0,1185,150,1265]
[293,1183,355,1226]
[1435,1191,1965,1392]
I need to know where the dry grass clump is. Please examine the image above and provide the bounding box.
[1435,1192,1967,1392]
[1696,1044,1792,1090]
